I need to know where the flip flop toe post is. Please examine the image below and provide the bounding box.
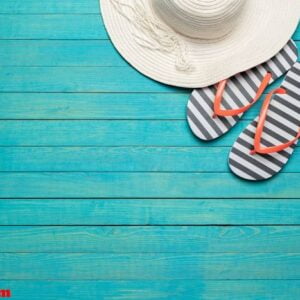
[187,40,298,141]
[229,62,300,181]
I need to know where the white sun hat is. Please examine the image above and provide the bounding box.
[100,0,300,88]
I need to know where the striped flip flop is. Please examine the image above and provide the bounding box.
[187,40,298,141]
[229,62,300,181]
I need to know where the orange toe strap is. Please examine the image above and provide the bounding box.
[250,88,300,155]
[213,72,272,118]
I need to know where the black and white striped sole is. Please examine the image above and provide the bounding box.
[229,62,300,181]
[187,40,298,141]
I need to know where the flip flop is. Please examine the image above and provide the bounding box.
[229,62,300,181]
[187,40,298,141]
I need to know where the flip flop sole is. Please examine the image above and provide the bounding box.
[229,62,300,181]
[187,40,298,141]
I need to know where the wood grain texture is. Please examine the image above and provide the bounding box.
[0,92,289,120]
[0,40,126,67]
[0,172,299,198]
[0,15,107,39]
[1,40,299,67]
[0,120,199,146]
[0,93,187,120]
[1,226,300,253]
[1,252,300,280]
[0,14,299,41]
[0,67,180,93]
[1,146,299,172]
[0,0,99,14]
[1,0,300,296]
[0,280,299,300]
[1,199,300,225]
[0,120,293,146]
[0,66,288,93]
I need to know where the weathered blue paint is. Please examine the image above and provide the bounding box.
[0,280,299,300]
[0,0,299,298]
[1,199,300,225]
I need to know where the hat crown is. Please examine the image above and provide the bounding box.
[152,0,246,39]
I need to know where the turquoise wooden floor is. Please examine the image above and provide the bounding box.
[0,1,300,299]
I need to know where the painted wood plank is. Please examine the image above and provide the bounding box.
[1,226,300,253]
[0,93,187,120]
[0,15,107,40]
[0,120,290,146]
[1,146,299,172]
[0,147,228,172]
[1,252,300,279]
[0,67,179,93]
[0,173,299,198]
[0,120,198,146]
[0,15,299,41]
[1,199,299,225]
[1,280,299,300]
[293,27,300,40]
[0,0,99,14]
[0,92,281,121]
[0,66,287,93]
[0,40,126,67]
[0,65,290,94]
[1,40,300,67]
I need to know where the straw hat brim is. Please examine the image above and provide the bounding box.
[101,0,300,88]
